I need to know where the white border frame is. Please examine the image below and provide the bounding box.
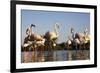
[16,4,94,69]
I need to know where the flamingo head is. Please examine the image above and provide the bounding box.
[31,24,36,27]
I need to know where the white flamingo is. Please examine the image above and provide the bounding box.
[66,27,90,50]
[44,22,60,47]
[23,24,45,48]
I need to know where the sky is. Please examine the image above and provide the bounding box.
[21,10,90,44]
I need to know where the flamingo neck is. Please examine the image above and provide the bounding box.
[54,24,59,37]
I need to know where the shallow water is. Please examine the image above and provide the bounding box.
[21,50,90,63]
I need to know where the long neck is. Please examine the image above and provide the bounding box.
[26,26,34,36]
[71,28,75,40]
[84,28,88,35]
[54,24,59,36]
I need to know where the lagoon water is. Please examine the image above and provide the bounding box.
[21,50,90,63]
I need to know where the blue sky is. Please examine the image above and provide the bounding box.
[21,10,90,44]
